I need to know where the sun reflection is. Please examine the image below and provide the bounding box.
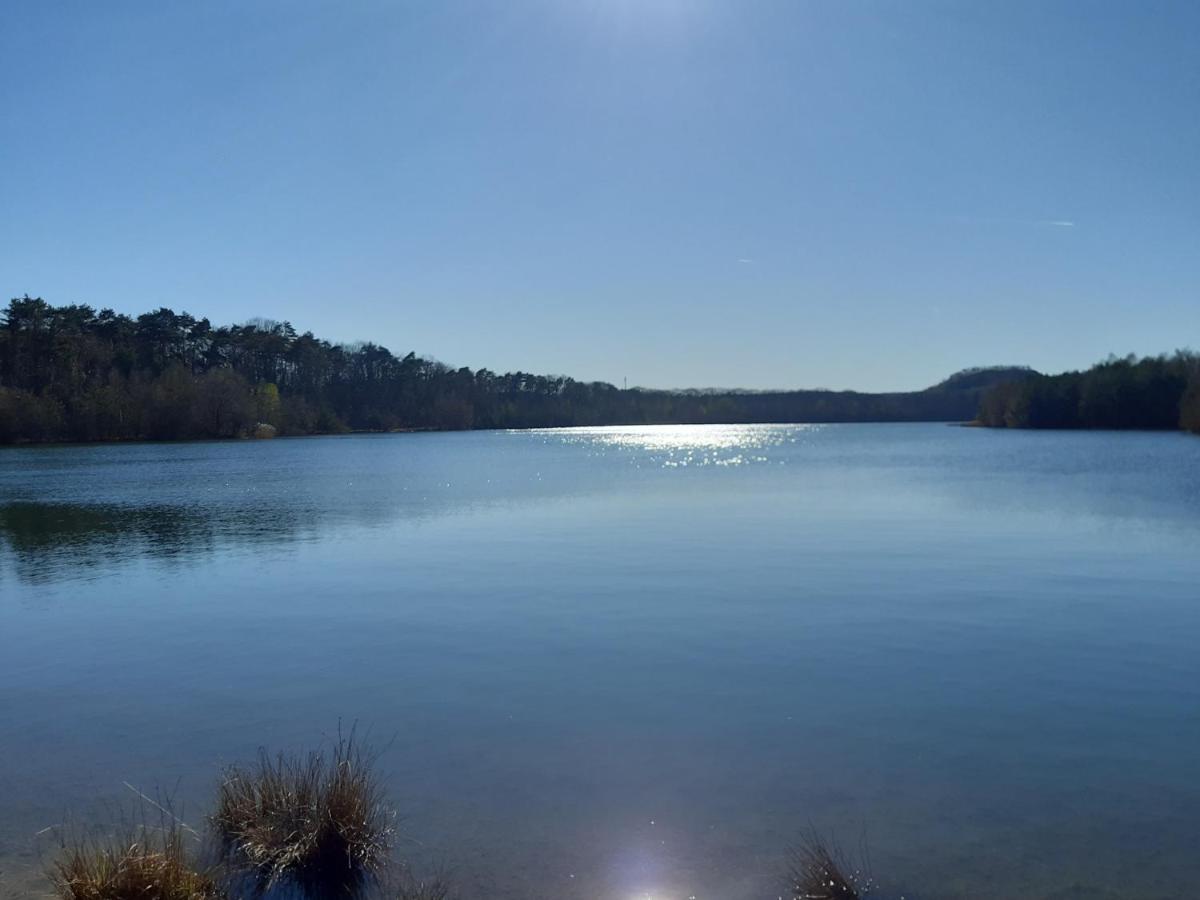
[526,423,821,468]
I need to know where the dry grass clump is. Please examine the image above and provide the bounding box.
[212,732,391,897]
[393,874,454,900]
[787,832,873,900]
[52,822,224,900]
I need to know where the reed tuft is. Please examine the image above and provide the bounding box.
[786,831,873,900]
[212,730,391,898]
[52,820,223,900]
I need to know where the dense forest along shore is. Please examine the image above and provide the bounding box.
[2,296,1197,444]
[0,296,1027,443]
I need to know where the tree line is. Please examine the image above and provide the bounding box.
[0,296,1026,444]
[977,351,1200,433]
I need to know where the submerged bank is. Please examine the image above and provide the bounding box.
[43,733,879,900]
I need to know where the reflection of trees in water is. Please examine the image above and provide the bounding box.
[0,502,283,583]
[0,476,577,585]
[0,499,384,585]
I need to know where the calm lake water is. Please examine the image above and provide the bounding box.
[1,424,1198,899]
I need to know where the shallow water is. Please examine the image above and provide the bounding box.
[1,424,1198,899]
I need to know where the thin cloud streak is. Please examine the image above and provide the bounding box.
[948,215,1077,229]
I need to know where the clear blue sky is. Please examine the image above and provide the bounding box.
[3,1,1197,391]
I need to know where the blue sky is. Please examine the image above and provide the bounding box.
[3,1,1197,391]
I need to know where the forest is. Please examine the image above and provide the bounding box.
[0,296,1025,443]
[977,351,1200,433]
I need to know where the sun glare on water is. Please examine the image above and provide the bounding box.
[528,423,819,468]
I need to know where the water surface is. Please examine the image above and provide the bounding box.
[2,425,1198,899]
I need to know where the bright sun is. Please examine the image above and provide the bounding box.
[577,0,708,35]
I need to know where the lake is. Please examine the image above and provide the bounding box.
[1,424,1198,899]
